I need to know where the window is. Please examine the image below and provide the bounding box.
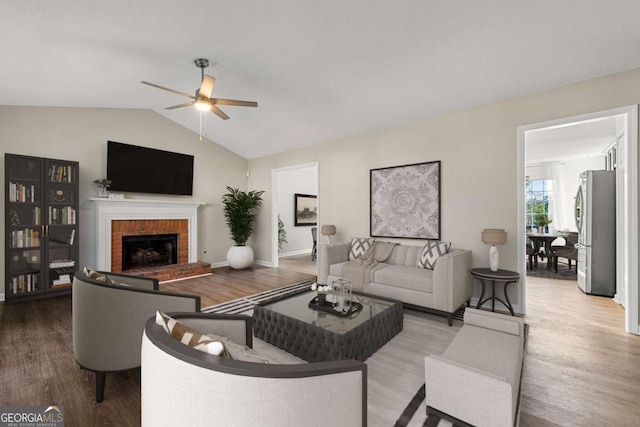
[525,179,553,232]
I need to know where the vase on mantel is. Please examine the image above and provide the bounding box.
[96,187,109,198]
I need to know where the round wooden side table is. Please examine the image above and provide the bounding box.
[471,268,519,316]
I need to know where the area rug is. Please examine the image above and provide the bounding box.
[203,281,469,427]
[526,261,577,281]
[202,280,314,314]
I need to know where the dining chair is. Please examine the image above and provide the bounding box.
[311,226,317,261]
[550,232,579,273]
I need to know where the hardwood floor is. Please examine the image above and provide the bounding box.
[519,276,640,426]
[160,264,315,307]
[0,265,638,426]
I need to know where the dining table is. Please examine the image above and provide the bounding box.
[526,232,568,270]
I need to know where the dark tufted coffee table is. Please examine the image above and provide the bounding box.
[253,290,403,362]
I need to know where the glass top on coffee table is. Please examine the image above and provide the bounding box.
[263,290,395,334]
[253,290,404,362]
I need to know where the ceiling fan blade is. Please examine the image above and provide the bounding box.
[165,101,196,110]
[211,98,258,107]
[210,104,230,120]
[200,75,216,98]
[141,81,195,99]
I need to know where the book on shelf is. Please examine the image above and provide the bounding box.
[49,259,75,269]
[11,273,39,294]
[67,229,76,245]
[8,182,36,203]
[52,274,71,285]
[49,164,74,183]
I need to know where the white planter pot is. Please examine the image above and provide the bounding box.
[227,246,254,269]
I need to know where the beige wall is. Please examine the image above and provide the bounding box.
[249,68,640,310]
[0,106,248,274]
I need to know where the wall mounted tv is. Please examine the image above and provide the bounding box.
[107,141,194,196]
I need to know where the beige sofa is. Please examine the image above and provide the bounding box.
[142,313,367,427]
[425,308,525,427]
[318,243,472,325]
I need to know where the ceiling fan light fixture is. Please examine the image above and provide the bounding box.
[194,100,211,111]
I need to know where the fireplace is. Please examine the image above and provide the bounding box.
[122,234,178,271]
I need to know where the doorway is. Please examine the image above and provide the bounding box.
[270,162,319,270]
[517,105,639,334]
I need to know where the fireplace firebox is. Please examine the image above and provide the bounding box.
[122,234,178,270]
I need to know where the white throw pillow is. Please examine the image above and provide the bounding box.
[349,237,374,260]
[417,241,451,269]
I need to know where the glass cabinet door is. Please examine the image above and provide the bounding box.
[45,159,78,291]
[6,155,44,297]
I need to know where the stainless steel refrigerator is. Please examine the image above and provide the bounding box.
[574,170,616,296]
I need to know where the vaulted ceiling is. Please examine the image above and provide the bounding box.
[3,1,640,159]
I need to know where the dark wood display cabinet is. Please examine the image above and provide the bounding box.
[5,153,79,302]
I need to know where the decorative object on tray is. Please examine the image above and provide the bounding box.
[481,228,507,272]
[308,295,363,317]
[294,193,317,226]
[311,282,331,305]
[93,178,111,198]
[332,278,353,312]
[370,161,441,239]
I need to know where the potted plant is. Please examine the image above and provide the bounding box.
[93,178,111,198]
[278,215,287,253]
[222,186,265,269]
[534,214,552,234]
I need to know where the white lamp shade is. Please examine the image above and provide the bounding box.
[481,228,507,245]
[321,225,336,236]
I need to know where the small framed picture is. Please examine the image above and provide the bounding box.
[294,194,317,226]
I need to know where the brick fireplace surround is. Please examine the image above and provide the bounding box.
[86,198,210,282]
[111,219,188,272]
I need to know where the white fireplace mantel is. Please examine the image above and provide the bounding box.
[87,198,204,271]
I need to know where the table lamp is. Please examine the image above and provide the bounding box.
[481,228,507,272]
[321,225,336,244]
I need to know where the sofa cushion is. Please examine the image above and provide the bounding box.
[386,245,422,266]
[418,241,451,269]
[372,265,434,293]
[349,237,374,260]
[329,261,390,278]
[442,324,522,386]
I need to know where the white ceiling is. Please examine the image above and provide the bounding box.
[525,117,619,164]
[2,1,640,159]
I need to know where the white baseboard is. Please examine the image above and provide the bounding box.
[210,261,228,268]
[279,249,312,258]
[254,259,274,267]
[210,260,275,268]
[0,293,4,302]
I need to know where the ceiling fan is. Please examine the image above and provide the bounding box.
[141,58,257,120]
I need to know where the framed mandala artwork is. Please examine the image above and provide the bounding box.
[370,161,441,239]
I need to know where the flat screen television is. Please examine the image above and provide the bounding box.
[107,141,194,196]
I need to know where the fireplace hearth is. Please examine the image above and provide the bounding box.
[122,234,178,271]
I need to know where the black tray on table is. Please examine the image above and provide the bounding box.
[308,296,363,317]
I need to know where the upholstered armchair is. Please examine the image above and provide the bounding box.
[72,271,201,402]
[142,313,367,427]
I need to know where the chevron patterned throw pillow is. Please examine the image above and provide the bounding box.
[155,311,230,357]
[349,237,374,260]
[417,241,451,269]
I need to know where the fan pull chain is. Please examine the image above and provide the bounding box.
[199,112,203,141]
